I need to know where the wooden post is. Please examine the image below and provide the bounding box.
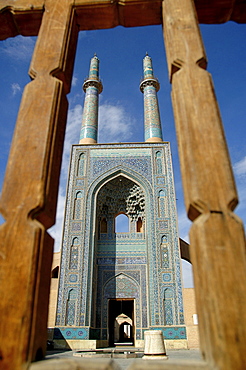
[0,1,246,369]
[0,1,78,368]
[162,0,246,369]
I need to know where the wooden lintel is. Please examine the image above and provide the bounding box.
[1,0,246,41]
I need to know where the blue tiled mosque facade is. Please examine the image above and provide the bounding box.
[55,55,186,346]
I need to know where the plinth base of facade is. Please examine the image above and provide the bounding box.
[49,326,188,350]
[165,339,188,349]
[135,339,187,350]
[52,338,188,350]
[54,339,99,350]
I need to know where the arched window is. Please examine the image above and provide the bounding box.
[161,234,168,244]
[66,289,77,325]
[100,217,107,233]
[156,151,163,174]
[69,237,79,269]
[77,153,85,176]
[115,213,129,233]
[136,217,143,232]
[158,189,166,217]
[163,288,174,325]
[73,191,82,220]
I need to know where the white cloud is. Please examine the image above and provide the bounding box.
[178,209,191,243]
[78,31,87,40]
[0,35,36,62]
[69,92,83,106]
[72,76,78,87]
[98,103,135,143]
[49,104,82,251]
[233,156,246,177]
[61,104,82,177]
[233,156,246,218]
[49,192,66,252]
[11,83,21,96]
[231,157,246,232]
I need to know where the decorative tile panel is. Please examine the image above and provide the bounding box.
[56,142,185,340]
[148,327,187,340]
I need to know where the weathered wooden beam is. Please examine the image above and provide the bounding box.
[74,0,162,30]
[74,0,119,30]
[1,0,246,42]
[0,1,44,39]
[117,0,162,27]
[0,0,78,368]
[194,0,246,24]
[162,0,246,369]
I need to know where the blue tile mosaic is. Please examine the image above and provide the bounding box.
[148,327,187,340]
[56,143,185,340]
[69,274,78,283]
[54,327,89,340]
[163,273,172,282]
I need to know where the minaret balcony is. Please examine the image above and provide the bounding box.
[140,77,160,92]
[83,78,103,93]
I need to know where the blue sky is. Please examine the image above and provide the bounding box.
[0,22,245,287]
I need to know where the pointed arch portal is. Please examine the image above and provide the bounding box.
[108,299,134,346]
[100,274,140,346]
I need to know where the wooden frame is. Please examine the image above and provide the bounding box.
[0,1,245,369]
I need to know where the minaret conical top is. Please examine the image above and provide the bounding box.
[140,54,163,142]
[79,55,103,144]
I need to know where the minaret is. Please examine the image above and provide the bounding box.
[79,54,103,144]
[140,54,163,142]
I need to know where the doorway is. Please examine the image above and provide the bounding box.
[108,299,134,346]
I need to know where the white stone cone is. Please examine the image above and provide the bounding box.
[142,330,168,360]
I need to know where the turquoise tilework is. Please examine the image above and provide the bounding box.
[54,326,186,340]
[56,142,185,341]
[148,327,187,340]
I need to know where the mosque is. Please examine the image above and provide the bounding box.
[48,54,198,350]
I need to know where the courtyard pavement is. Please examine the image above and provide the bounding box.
[46,348,203,369]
